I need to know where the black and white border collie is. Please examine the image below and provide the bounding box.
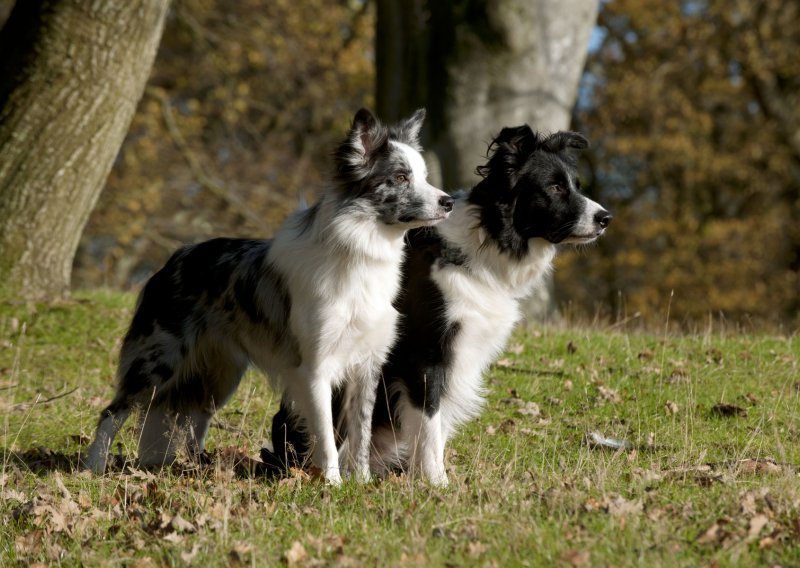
[266,126,611,485]
[86,108,454,485]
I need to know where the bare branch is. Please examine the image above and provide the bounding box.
[147,86,267,228]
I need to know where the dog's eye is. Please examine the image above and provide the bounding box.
[548,184,565,194]
[394,174,408,184]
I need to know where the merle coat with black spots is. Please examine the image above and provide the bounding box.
[86,108,454,484]
[267,126,611,485]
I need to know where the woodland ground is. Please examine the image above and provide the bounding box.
[0,291,798,566]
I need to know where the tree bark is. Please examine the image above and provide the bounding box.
[0,0,170,299]
[376,0,598,319]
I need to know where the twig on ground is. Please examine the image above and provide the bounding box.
[13,387,78,409]
[491,364,565,377]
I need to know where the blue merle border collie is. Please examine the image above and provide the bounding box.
[85,108,454,485]
[265,125,611,485]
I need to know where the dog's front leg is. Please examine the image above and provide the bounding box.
[405,406,449,486]
[288,370,342,485]
[341,366,380,482]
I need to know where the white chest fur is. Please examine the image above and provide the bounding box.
[430,199,557,439]
[267,200,405,376]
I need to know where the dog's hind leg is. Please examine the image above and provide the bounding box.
[269,396,311,469]
[85,401,133,473]
[137,403,182,468]
[180,350,248,460]
[179,408,213,459]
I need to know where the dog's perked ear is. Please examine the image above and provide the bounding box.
[390,108,426,150]
[476,124,537,182]
[494,124,536,152]
[541,131,589,153]
[335,108,390,185]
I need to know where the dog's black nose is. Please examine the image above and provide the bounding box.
[595,210,612,229]
[439,195,454,212]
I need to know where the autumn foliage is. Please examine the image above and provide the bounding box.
[72,0,373,288]
[1,0,788,327]
[561,0,799,328]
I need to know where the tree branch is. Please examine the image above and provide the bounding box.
[147,86,267,228]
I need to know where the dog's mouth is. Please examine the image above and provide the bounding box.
[561,229,606,245]
[416,212,452,225]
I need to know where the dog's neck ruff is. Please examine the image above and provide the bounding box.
[438,238,468,267]
[317,192,407,264]
[436,194,556,298]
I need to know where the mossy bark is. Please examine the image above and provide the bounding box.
[0,0,170,299]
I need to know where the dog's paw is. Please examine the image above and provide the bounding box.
[84,456,107,474]
[425,467,449,487]
[323,467,343,486]
[353,465,373,484]
[84,443,108,474]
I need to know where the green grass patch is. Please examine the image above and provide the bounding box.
[1,291,799,565]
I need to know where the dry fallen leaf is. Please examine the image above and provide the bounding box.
[2,488,26,502]
[162,532,184,544]
[638,349,655,360]
[467,541,487,558]
[181,543,201,563]
[230,541,253,564]
[53,472,72,501]
[748,514,769,538]
[697,522,723,545]
[597,385,621,404]
[284,541,308,566]
[562,549,590,567]
[667,369,690,383]
[605,495,644,517]
[759,536,776,549]
[516,401,541,417]
[170,513,196,534]
[737,459,782,475]
[740,491,758,517]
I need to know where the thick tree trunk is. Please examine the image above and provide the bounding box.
[0,0,170,299]
[376,0,598,319]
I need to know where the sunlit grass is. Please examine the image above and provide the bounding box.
[1,291,798,565]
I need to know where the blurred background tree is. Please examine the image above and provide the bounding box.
[560,0,799,328]
[0,0,170,299]
[376,0,598,320]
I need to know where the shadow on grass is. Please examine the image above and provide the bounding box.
[0,445,293,480]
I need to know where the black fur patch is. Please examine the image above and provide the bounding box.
[378,231,460,418]
[112,238,298,414]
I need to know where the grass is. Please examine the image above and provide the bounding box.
[1,290,799,566]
